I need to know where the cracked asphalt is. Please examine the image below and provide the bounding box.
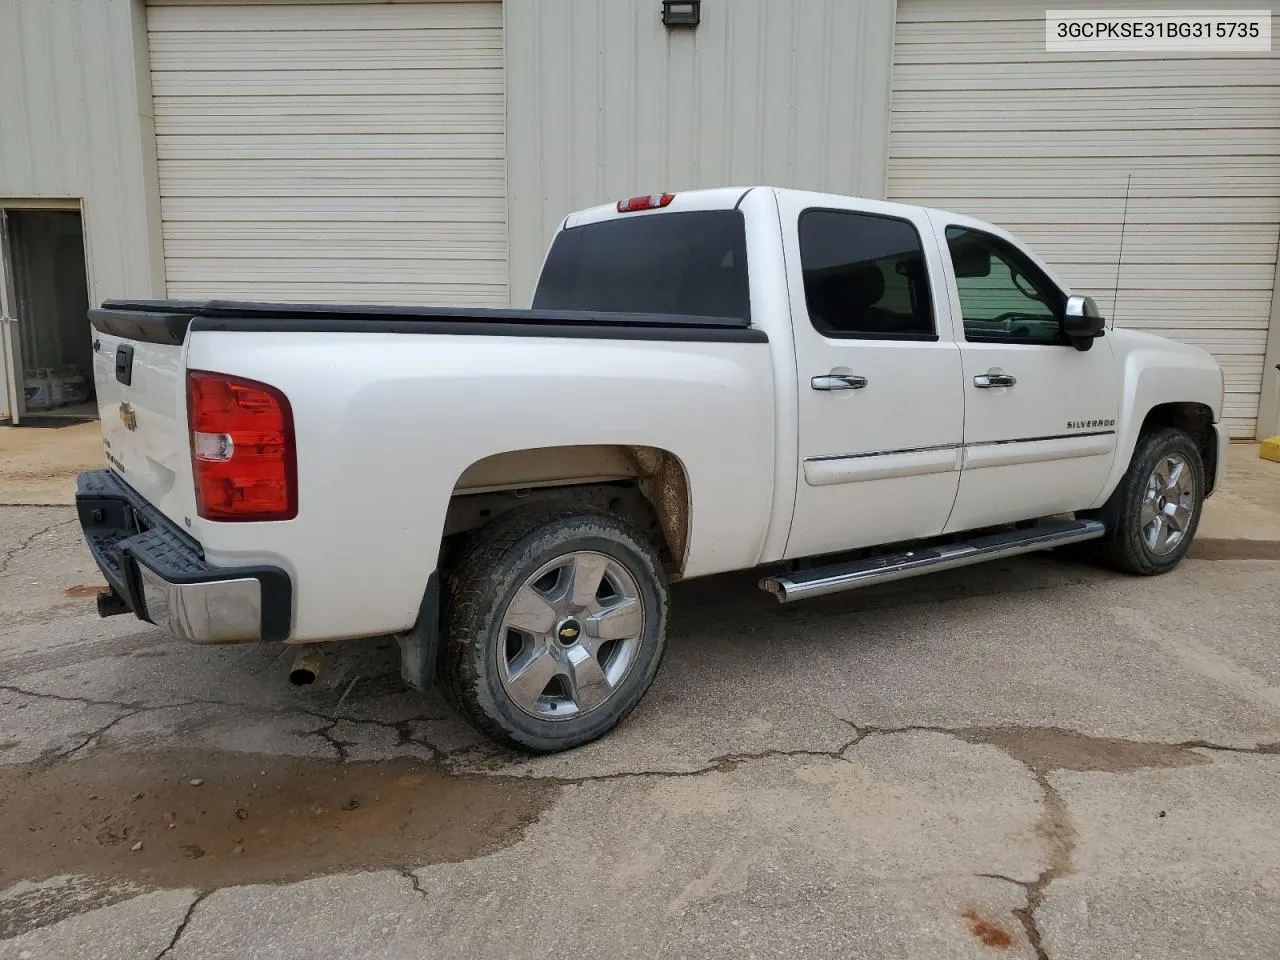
[2,483,1280,959]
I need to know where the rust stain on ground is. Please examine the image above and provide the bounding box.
[1188,538,1280,561]
[63,585,108,598]
[0,748,553,896]
[961,908,1016,949]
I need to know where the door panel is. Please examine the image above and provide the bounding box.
[0,318,21,423]
[778,194,965,560]
[937,220,1121,532]
[0,213,20,424]
[803,443,959,485]
[949,339,1121,531]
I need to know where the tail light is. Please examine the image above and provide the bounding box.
[616,193,675,213]
[187,370,297,522]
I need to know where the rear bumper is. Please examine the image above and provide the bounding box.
[76,470,291,643]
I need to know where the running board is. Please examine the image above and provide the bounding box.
[759,519,1106,603]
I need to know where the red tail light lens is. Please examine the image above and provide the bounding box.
[187,370,297,522]
[616,192,675,213]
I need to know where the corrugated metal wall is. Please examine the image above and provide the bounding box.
[0,0,165,303]
[504,0,897,305]
[888,0,1280,438]
[146,0,507,306]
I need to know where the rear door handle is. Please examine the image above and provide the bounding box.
[974,373,1016,388]
[811,374,868,391]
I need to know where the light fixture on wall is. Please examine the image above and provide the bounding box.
[661,0,701,27]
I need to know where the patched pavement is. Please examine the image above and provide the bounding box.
[1,482,1279,958]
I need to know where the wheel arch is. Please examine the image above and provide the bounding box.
[1090,338,1224,510]
[443,444,692,577]
[1138,402,1218,495]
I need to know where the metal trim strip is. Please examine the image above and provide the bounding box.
[965,430,1116,448]
[805,442,960,463]
[804,430,1115,466]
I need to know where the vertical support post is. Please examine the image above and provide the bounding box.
[1257,235,1280,440]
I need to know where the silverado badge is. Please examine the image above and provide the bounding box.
[1066,419,1115,430]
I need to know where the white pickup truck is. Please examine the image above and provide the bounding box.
[79,186,1227,751]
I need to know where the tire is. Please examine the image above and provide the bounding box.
[1097,427,1205,575]
[440,504,669,752]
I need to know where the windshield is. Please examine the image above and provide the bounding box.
[533,210,750,322]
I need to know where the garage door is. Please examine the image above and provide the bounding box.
[888,0,1280,438]
[148,1,506,306]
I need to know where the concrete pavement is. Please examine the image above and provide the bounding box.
[0,421,103,506]
[0,450,1278,958]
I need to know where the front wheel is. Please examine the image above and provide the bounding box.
[1098,427,1205,575]
[440,506,669,752]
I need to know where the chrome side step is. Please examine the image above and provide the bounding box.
[759,519,1106,603]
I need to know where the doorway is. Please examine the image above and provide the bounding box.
[0,206,96,425]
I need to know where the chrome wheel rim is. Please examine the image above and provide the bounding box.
[498,551,645,721]
[1140,453,1196,556]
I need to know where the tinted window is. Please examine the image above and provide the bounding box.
[533,211,749,321]
[945,226,1067,344]
[798,210,934,339]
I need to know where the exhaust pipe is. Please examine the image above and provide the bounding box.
[289,647,324,686]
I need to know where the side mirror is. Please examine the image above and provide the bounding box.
[1063,295,1105,351]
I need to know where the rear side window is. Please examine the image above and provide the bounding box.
[533,211,750,322]
[798,209,935,340]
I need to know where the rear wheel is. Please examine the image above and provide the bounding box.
[441,505,669,752]
[1098,427,1204,575]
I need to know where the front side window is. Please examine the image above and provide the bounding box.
[945,226,1067,344]
[798,209,935,340]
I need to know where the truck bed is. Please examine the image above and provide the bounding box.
[89,299,767,346]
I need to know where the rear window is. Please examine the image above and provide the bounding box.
[533,210,750,322]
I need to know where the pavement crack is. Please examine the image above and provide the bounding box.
[313,719,351,762]
[1177,739,1280,756]
[397,867,429,899]
[56,710,138,759]
[494,739,872,785]
[1019,774,1070,960]
[840,721,1276,960]
[709,737,869,770]
[438,719,1271,787]
[847,723,1233,774]
[153,890,210,960]
[0,684,201,715]
[976,874,1049,960]
[0,683,135,710]
[0,517,77,576]
[961,740,1072,960]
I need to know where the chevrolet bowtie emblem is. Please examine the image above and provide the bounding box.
[119,401,137,431]
[559,625,579,640]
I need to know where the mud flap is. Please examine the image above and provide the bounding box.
[397,572,440,692]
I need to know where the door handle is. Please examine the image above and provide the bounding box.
[811,374,868,391]
[974,373,1017,389]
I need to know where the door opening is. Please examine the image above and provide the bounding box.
[0,207,95,425]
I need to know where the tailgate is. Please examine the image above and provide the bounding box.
[89,306,194,525]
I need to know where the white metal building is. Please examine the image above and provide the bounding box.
[2,0,1278,437]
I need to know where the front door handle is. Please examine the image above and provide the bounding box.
[811,374,868,391]
[974,373,1017,388]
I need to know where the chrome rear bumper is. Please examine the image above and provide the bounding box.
[76,469,291,644]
